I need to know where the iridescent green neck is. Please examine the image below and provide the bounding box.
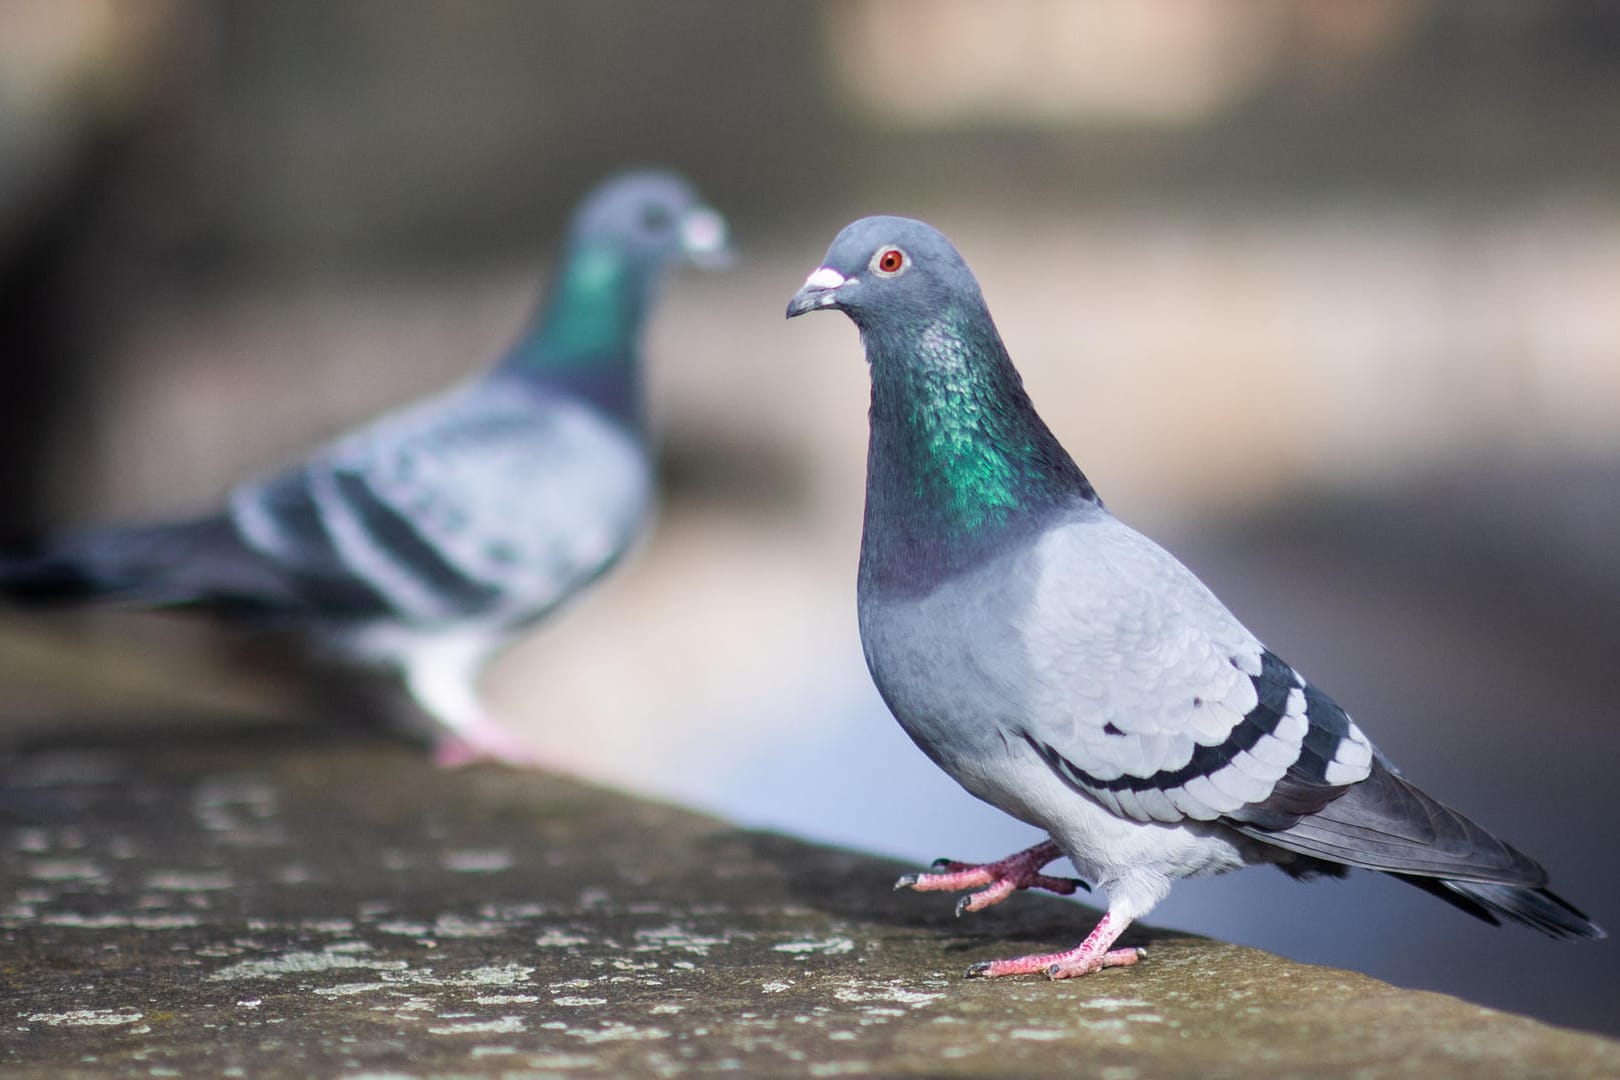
[503,241,652,424]
[861,311,1095,587]
[510,242,643,371]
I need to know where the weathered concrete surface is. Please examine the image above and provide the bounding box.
[1,728,1617,1080]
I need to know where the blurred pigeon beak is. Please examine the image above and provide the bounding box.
[785,266,849,318]
[681,206,732,268]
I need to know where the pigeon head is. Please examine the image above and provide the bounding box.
[785,216,986,334]
[569,170,730,272]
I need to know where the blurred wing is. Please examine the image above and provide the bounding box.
[231,380,650,625]
[1014,513,1375,825]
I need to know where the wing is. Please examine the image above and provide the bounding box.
[230,378,651,626]
[1233,753,1548,884]
[1012,513,1582,899]
[1013,513,1375,826]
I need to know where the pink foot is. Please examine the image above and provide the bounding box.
[965,911,1145,980]
[894,839,1086,915]
[431,715,547,769]
[432,738,486,768]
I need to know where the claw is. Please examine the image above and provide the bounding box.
[894,874,920,891]
[1029,874,1089,896]
[930,857,956,872]
[964,961,993,979]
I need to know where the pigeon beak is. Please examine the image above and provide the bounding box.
[680,206,732,269]
[785,266,851,318]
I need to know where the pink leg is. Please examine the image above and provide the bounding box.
[894,839,1087,915]
[403,654,546,769]
[965,910,1145,980]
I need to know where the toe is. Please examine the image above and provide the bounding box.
[433,738,478,768]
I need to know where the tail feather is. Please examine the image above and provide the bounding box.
[0,518,297,612]
[0,542,127,604]
[1238,757,1548,884]
[1427,877,1605,940]
[1239,757,1605,940]
[0,531,162,605]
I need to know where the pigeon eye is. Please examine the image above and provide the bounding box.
[640,204,673,233]
[871,246,908,277]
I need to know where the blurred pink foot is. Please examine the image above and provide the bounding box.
[894,838,1086,915]
[431,713,546,768]
[965,911,1145,980]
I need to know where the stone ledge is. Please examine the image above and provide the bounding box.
[2,729,1616,1079]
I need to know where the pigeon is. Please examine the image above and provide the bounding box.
[786,215,1603,979]
[1,170,729,766]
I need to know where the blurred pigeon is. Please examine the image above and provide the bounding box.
[786,216,1602,979]
[1,170,729,766]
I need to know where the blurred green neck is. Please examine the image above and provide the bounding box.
[516,243,641,370]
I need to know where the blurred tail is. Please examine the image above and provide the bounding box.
[0,518,255,609]
[1,534,134,605]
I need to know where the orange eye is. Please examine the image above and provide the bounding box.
[872,247,907,276]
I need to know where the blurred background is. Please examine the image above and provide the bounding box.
[2,0,1618,1036]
